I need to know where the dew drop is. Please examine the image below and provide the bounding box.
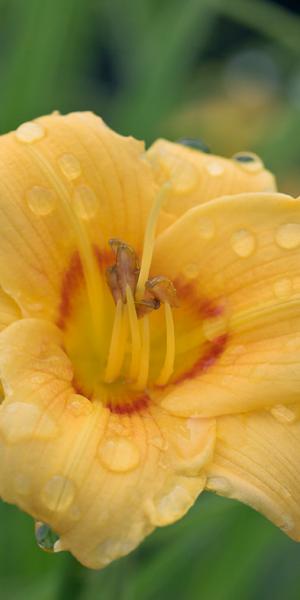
[205,160,224,176]
[98,436,140,473]
[178,138,211,153]
[41,475,75,512]
[198,217,215,239]
[58,153,82,180]
[230,229,255,257]
[202,315,227,341]
[72,185,98,220]
[67,394,92,417]
[16,121,45,143]
[270,404,296,424]
[145,485,194,526]
[0,402,58,443]
[35,521,59,552]
[275,223,300,250]
[26,186,56,216]
[273,278,292,300]
[232,152,263,172]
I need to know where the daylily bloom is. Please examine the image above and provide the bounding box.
[0,112,299,569]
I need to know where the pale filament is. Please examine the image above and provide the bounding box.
[135,316,150,391]
[104,300,128,383]
[135,182,171,301]
[156,302,175,386]
[126,285,142,381]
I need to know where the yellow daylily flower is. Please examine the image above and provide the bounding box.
[0,111,298,569]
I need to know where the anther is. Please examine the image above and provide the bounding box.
[107,239,140,303]
[106,265,122,304]
[146,276,179,308]
[135,296,160,318]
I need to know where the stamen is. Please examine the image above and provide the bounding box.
[135,316,150,391]
[109,239,139,301]
[126,285,142,381]
[104,300,127,383]
[106,265,122,304]
[156,302,175,386]
[136,182,171,301]
[146,276,179,307]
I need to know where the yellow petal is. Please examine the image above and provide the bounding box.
[0,112,156,319]
[206,410,300,541]
[0,318,215,568]
[153,192,300,417]
[147,139,276,225]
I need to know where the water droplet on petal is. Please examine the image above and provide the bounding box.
[177,138,211,153]
[275,223,300,249]
[0,402,58,442]
[232,152,263,172]
[198,217,215,239]
[35,521,59,552]
[270,404,296,424]
[26,186,56,216]
[41,475,75,512]
[72,185,98,220]
[58,153,82,180]
[230,229,255,257]
[273,278,292,299]
[16,122,45,143]
[205,160,224,176]
[144,485,194,526]
[98,436,140,473]
[67,394,92,417]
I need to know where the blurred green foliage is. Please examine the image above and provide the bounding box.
[0,0,299,598]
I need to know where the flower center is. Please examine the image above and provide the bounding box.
[57,184,227,412]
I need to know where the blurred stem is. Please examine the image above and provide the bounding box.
[57,555,87,600]
[210,0,300,55]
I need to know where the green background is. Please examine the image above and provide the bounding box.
[0,1,299,598]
